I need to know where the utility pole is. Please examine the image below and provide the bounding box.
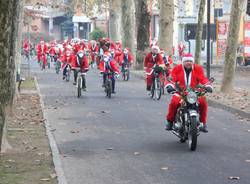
[206,0,211,78]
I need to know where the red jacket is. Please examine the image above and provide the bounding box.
[88,42,99,53]
[88,42,99,61]
[49,46,56,56]
[165,64,212,89]
[60,52,74,69]
[23,41,29,51]
[71,54,89,71]
[37,44,48,55]
[144,52,164,75]
[114,49,123,64]
[120,52,133,66]
[99,58,120,74]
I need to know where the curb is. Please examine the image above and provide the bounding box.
[34,77,68,184]
[130,70,250,119]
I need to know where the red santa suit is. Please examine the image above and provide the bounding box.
[60,50,74,70]
[88,41,99,62]
[99,54,120,74]
[49,45,56,57]
[144,52,164,89]
[71,51,89,72]
[37,41,48,65]
[114,49,123,64]
[178,42,185,58]
[73,43,81,54]
[120,50,133,66]
[23,40,30,56]
[165,54,212,125]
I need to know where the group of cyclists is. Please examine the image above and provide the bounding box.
[23,37,213,133]
[23,37,135,93]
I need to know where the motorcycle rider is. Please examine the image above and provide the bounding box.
[99,51,120,93]
[164,53,213,133]
[144,45,165,92]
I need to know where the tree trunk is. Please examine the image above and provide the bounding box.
[135,0,151,69]
[0,0,21,152]
[109,0,122,41]
[121,0,136,57]
[194,0,206,64]
[158,0,174,54]
[16,0,24,85]
[221,0,247,93]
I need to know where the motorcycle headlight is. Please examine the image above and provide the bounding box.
[186,91,197,104]
[78,53,84,57]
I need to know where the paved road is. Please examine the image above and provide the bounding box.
[33,63,250,184]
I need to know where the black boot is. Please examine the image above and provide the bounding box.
[165,120,173,131]
[199,124,208,133]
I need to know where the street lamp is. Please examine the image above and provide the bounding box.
[207,0,211,78]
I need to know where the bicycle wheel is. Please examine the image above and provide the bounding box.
[106,80,112,98]
[122,70,126,81]
[66,70,70,82]
[77,76,81,98]
[124,69,129,81]
[155,78,162,100]
[150,80,155,99]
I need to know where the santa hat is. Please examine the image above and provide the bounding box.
[151,45,160,53]
[124,47,130,53]
[182,53,194,63]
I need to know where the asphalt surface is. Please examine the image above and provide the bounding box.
[32,62,250,184]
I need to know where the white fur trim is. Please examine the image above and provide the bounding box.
[165,83,174,89]
[182,57,194,62]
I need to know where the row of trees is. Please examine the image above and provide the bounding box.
[108,0,174,68]
[194,0,247,93]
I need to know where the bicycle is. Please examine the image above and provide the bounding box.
[150,64,164,100]
[122,62,130,81]
[103,71,113,98]
[75,68,86,98]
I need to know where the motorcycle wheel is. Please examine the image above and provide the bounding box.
[188,116,198,151]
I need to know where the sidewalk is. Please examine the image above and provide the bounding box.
[0,79,57,184]
[130,69,250,120]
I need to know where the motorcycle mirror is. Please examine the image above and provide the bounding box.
[209,77,215,83]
